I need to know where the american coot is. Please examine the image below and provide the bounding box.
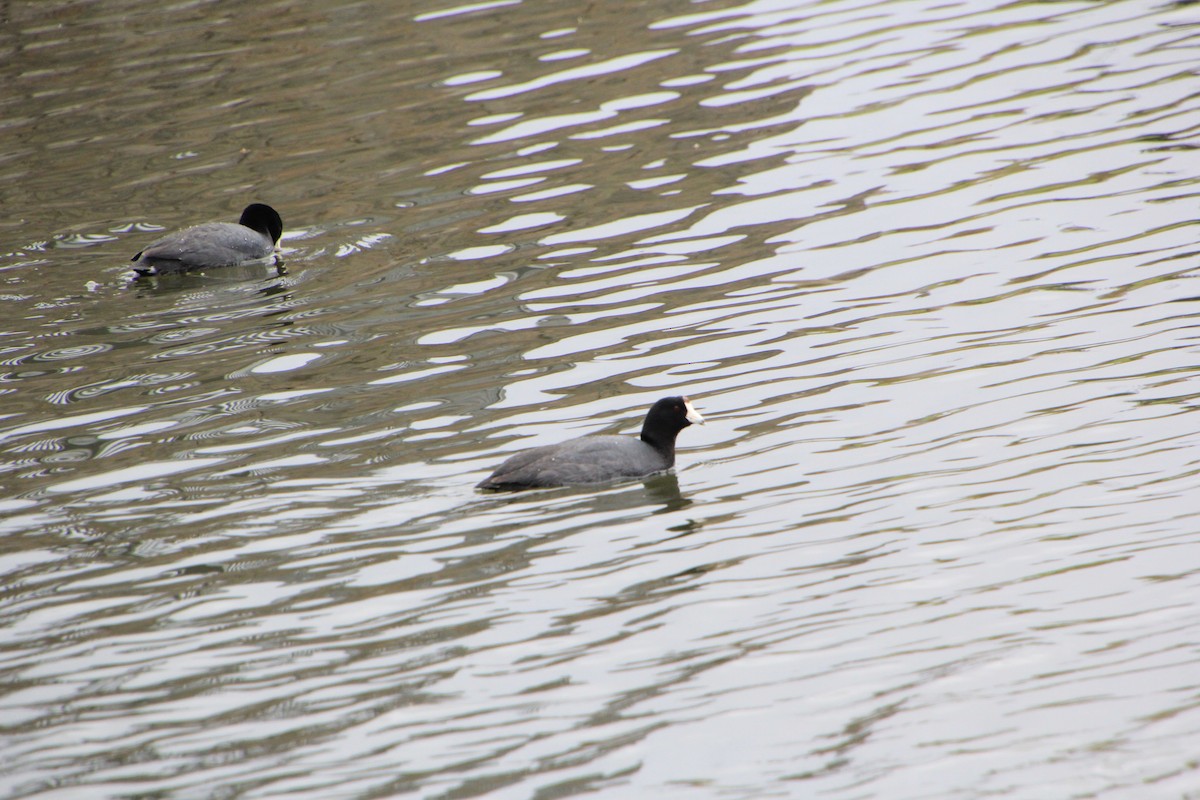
[477,396,705,491]
[131,203,283,276]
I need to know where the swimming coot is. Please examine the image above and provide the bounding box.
[131,203,283,275]
[477,396,704,491]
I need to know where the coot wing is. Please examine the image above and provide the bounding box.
[478,435,670,490]
[133,222,273,271]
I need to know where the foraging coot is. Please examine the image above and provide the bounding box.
[131,203,283,275]
[477,396,705,491]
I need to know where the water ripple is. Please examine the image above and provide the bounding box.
[1,1,1199,799]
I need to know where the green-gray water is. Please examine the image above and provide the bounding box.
[3,1,1199,797]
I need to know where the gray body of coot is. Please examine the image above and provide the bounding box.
[131,203,283,275]
[477,396,705,491]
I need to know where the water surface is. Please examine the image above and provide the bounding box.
[2,1,1200,798]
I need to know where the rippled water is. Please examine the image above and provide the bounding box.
[3,0,1200,797]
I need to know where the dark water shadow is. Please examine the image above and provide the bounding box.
[474,471,691,516]
[125,260,289,292]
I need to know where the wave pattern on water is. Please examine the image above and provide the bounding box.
[2,0,1200,799]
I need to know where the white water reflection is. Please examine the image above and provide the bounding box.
[1,0,1199,799]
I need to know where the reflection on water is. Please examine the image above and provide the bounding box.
[3,0,1200,798]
